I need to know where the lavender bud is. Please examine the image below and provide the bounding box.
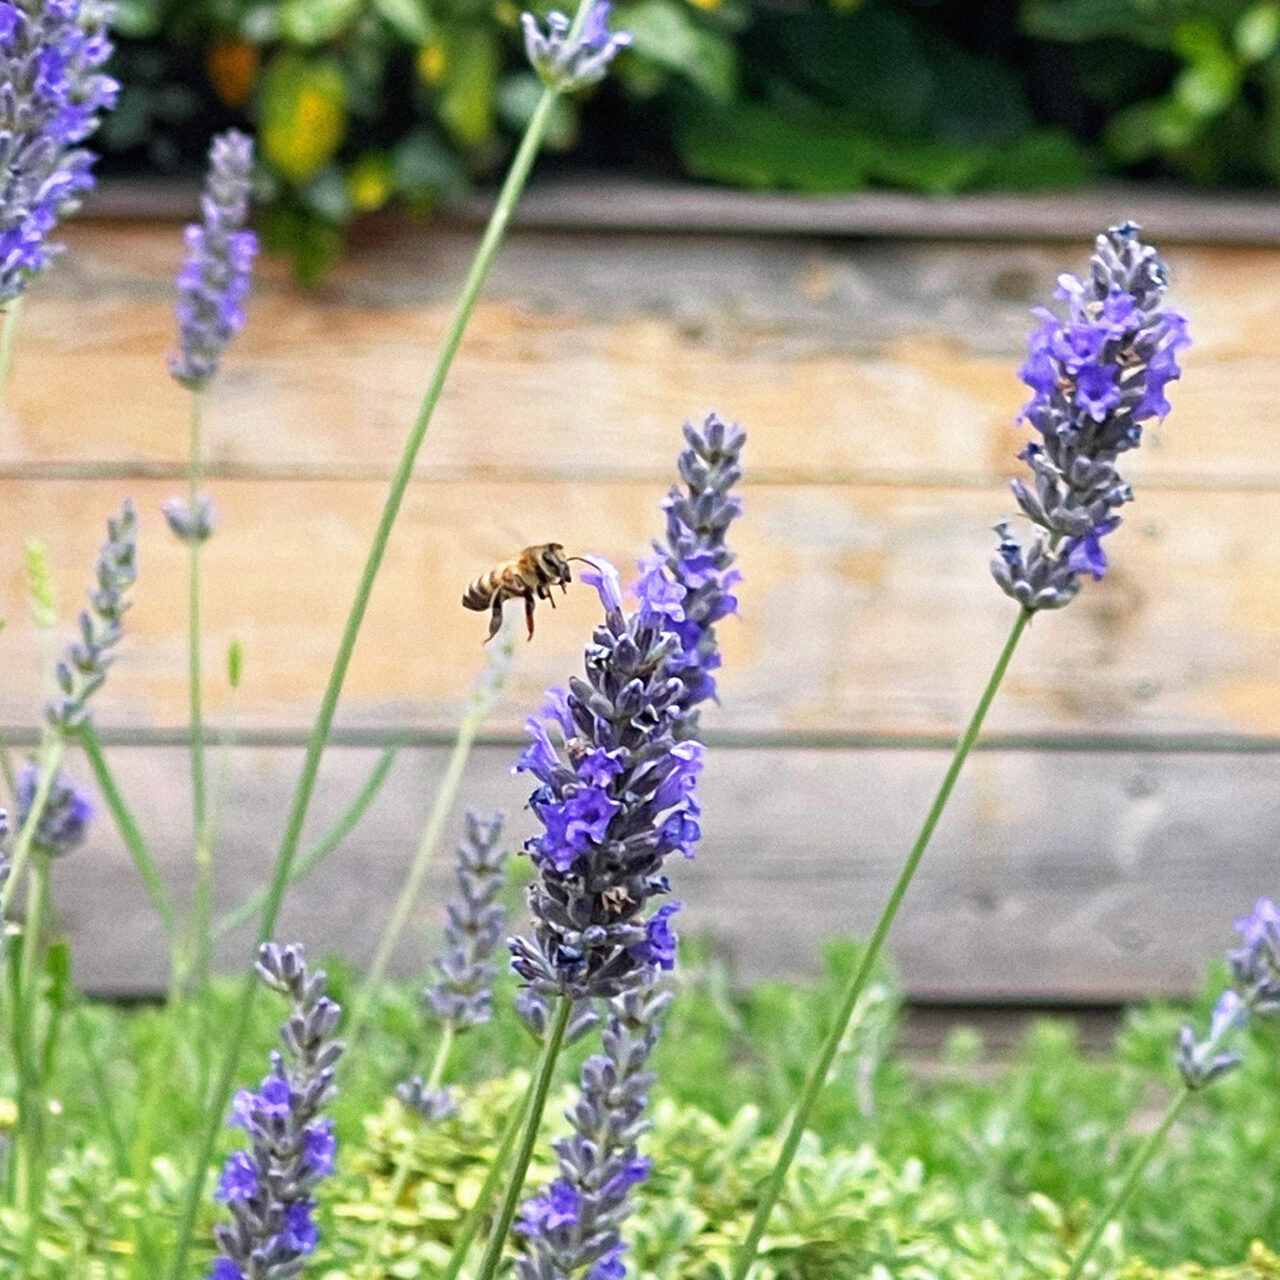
[395,1077,458,1123]
[169,129,257,391]
[516,988,601,1046]
[421,811,509,1032]
[210,944,343,1280]
[992,223,1190,611]
[15,760,92,857]
[637,413,744,732]
[0,0,118,304]
[46,498,138,732]
[1177,990,1247,1090]
[521,1,631,91]
[162,493,218,545]
[1227,897,1280,1013]
[0,808,10,895]
[516,979,669,1280]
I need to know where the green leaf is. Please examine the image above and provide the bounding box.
[259,54,348,185]
[1236,2,1280,62]
[393,129,469,198]
[279,0,362,45]
[109,0,164,39]
[978,129,1092,189]
[1173,53,1242,118]
[438,25,499,147]
[373,0,435,44]
[618,0,738,101]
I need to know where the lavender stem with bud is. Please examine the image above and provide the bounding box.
[730,226,1188,1280]
[207,944,343,1280]
[521,1,631,91]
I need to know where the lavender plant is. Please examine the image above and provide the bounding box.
[470,416,744,1280]
[208,943,343,1280]
[728,225,1189,1280]
[0,0,117,308]
[14,759,92,857]
[516,979,670,1280]
[169,9,634,1264]
[522,1,632,90]
[1061,899,1280,1280]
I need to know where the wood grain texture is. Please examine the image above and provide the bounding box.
[1,477,1279,737]
[51,741,1270,999]
[4,215,1279,999]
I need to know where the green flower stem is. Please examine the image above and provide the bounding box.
[349,623,515,1043]
[166,54,580,1279]
[78,725,175,937]
[473,998,573,1280]
[0,294,23,407]
[16,850,51,1275]
[729,606,1032,1280]
[439,1090,530,1280]
[210,742,399,941]
[358,1023,457,1278]
[187,389,208,846]
[1,735,65,923]
[1062,1087,1191,1280]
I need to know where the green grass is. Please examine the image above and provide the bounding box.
[5,943,1279,1278]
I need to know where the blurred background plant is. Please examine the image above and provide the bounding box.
[99,0,1280,279]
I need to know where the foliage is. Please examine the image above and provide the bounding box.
[91,0,1280,278]
[4,948,1280,1277]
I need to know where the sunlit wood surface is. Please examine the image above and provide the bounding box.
[2,209,1277,997]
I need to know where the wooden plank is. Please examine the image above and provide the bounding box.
[87,177,1280,247]
[2,477,1280,737]
[2,225,1278,490]
[51,741,1273,999]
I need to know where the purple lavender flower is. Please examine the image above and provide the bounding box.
[638,414,744,729]
[397,812,510,1122]
[0,0,117,304]
[168,129,257,391]
[208,943,343,1280]
[992,223,1190,611]
[15,760,92,856]
[1177,898,1280,1090]
[511,419,744,999]
[47,498,138,731]
[516,980,669,1280]
[521,1,631,91]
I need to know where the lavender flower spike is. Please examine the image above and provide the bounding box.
[47,498,138,731]
[516,978,670,1280]
[397,811,509,1122]
[16,760,92,856]
[209,943,343,1280]
[168,129,257,391]
[991,223,1190,611]
[1176,897,1280,1090]
[521,1,631,91]
[0,0,118,304]
[511,420,744,1000]
[637,413,744,729]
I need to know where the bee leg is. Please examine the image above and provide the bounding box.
[548,593,557,609]
[524,592,536,640]
[485,597,504,643]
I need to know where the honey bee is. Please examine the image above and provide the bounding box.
[462,543,580,641]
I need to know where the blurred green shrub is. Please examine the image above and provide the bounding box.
[95,2,1280,273]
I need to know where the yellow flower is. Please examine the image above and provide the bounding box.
[417,41,447,84]
[348,155,393,212]
[260,55,347,185]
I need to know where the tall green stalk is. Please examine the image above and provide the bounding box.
[349,618,516,1043]
[165,42,586,1278]
[472,998,573,1280]
[728,607,1032,1280]
[186,389,209,859]
[439,1092,530,1280]
[1061,1089,1190,1280]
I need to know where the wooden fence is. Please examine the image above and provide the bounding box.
[1,186,1278,998]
